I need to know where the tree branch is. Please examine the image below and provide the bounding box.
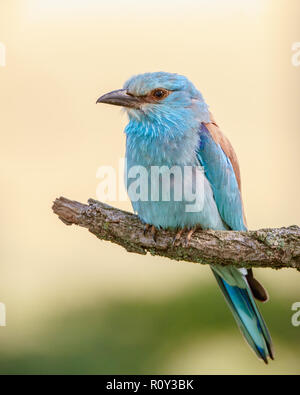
[52,196,300,271]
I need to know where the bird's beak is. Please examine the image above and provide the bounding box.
[96,89,142,108]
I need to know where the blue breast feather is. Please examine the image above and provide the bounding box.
[125,122,246,232]
[125,122,225,230]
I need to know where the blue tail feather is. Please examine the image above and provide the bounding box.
[212,268,274,363]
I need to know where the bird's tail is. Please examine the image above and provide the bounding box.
[211,266,274,363]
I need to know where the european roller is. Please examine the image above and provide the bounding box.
[97,72,274,363]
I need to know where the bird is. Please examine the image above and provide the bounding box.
[96,72,274,363]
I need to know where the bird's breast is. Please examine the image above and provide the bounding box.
[124,127,226,230]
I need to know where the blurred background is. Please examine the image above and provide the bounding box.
[0,0,299,374]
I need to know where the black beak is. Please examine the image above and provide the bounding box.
[96,89,142,108]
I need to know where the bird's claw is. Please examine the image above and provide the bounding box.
[184,227,197,247]
[151,225,157,242]
[172,227,198,247]
[143,223,151,236]
[143,224,157,242]
[172,229,184,246]
[145,225,198,246]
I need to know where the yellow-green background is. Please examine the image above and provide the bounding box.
[0,0,299,374]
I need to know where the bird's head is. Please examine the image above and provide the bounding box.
[97,72,210,130]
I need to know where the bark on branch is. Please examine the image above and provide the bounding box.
[52,197,300,271]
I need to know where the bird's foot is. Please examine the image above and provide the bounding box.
[143,223,151,236]
[184,227,197,247]
[172,229,185,246]
[172,227,198,247]
[143,224,157,242]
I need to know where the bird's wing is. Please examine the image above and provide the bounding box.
[197,112,247,231]
[199,114,269,302]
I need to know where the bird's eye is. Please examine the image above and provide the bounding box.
[151,89,169,100]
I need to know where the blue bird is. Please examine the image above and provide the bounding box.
[97,72,274,363]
